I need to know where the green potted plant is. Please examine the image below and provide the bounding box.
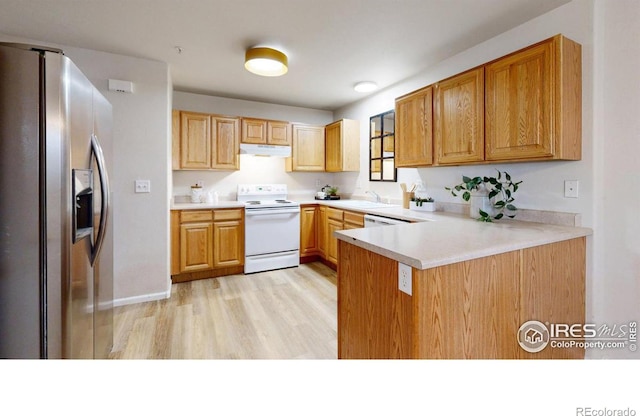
[410,196,435,212]
[445,170,522,222]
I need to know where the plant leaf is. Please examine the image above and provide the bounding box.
[506,204,517,211]
[494,200,506,207]
[462,191,471,201]
[479,209,488,217]
[488,190,499,199]
[494,213,504,220]
[462,176,471,183]
[505,172,511,181]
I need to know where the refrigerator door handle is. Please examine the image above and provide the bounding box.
[90,134,110,266]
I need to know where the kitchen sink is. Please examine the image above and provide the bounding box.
[329,200,398,209]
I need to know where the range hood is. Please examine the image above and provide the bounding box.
[240,143,291,157]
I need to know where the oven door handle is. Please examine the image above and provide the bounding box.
[245,208,300,216]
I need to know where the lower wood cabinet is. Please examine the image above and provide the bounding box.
[300,204,365,268]
[171,208,244,283]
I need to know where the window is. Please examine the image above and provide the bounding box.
[369,110,396,182]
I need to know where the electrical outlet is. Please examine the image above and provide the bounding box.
[315,179,321,188]
[398,262,412,295]
[134,179,151,193]
[564,180,579,198]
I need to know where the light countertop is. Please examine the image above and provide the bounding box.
[334,213,592,270]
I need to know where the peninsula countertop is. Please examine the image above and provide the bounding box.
[334,212,593,270]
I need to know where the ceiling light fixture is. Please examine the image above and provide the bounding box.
[244,47,288,77]
[354,81,378,92]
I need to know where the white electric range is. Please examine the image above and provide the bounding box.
[237,184,300,273]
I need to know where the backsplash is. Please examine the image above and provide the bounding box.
[172,155,336,201]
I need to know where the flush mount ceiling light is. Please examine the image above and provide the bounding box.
[354,81,378,92]
[244,47,288,77]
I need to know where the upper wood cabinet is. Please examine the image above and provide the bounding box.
[241,118,291,146]
[434,67,485,165]
[395,86,433,167]
[325,119,360,172]
[394,34,582,168]
[485,34,581,161]
[286,124,325,172]
[179,111,212,169]
[172,110,240,170]
[212,116,240,170]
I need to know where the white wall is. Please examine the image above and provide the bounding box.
[172,92,336,200]
[591,0,640,358]
[334,0,640,358]
[0,33,173,306]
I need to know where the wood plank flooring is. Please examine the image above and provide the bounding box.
[108,262,337,359]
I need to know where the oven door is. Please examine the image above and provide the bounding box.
[244,206,300,256]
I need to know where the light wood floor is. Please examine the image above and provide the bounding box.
[108,262,337,359]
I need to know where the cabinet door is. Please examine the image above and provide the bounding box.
[180,111,211,169]
[300,206,319,256]
[434,68,484,165]
[180,222,214,272]
[325,121,342,172]
[213,220,244,267]
[241,118,267,144]
[485,40,554,160]
[326,219,343,265]
[212,116,239,170]
[343,210,364,229]
[395,86,433,167]
[172,110,181,169]
[267,121,291,146]
[289,124,325,171]
[317,206,327,256]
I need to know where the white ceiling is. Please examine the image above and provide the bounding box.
[0,0,570,110]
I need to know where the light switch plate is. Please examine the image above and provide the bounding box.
[398,262,412,296]
[135,179,151,193]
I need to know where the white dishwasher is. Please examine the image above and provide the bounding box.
[363,214,410,227]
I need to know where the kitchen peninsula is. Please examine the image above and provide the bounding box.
[334,212,592,359]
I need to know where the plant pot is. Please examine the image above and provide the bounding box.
[410,201,435,212]
[469,193,495,219]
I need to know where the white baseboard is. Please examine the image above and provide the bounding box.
[113,290,171,307]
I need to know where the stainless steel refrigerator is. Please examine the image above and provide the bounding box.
[0,43,113,359]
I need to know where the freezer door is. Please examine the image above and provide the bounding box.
[0,43,45,358]
[64,56,95,359]
[92,91,114,359]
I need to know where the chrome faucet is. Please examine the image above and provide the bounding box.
[366,190,381,202]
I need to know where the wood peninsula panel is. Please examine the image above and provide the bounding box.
[337,237,586,359]
[415,251,521,359]
[519,237,585,359]
[338,241,412,359]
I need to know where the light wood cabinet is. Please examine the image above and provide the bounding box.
[338,237,586,359]
[241,118,292,146]
[395,86,433,167]
[287,124,326,172]
[179,111,212,169]
[485,34,581,161]
[317,206,327,256]
[326,218,343,265]
[325,119,360,172]
[171,208,245,282]
[212,116,240,170]
[434,67,485,165]
[343,210,364,229]
[172,110,240,170]
[300,205,319,259]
